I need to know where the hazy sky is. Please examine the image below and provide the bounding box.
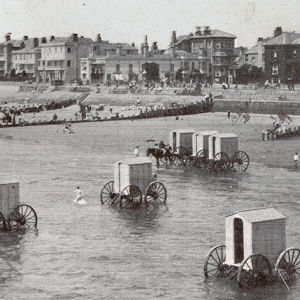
[1,0,299,49]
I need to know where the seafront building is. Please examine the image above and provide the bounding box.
[81,26,237,84]
[37,34,93,84]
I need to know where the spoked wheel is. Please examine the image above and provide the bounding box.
[232,151,250,172]
[144,181,167,206]
[8,204,37,232]
[0,212,6,231]
[214,152,231,172]
[100,181,119,205]
[120,185,142,208]
[205,160,214,173]
[237,254,272,288]
[204,244,229,278]
[275,247,300,284]
[196,149,208,160]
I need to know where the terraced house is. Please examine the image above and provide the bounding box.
[38,34,93,84]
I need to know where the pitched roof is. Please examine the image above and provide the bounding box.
[226,207,285,223]
[40,36,93,47]
[115,157,152,165]
[264,32,300,46]
[246,44,259,54]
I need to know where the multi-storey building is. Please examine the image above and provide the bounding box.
[0,33,24,77]
[173,26,236,82]
[81,34,206,84]
[264,31,300,83]
[11,36,41,79]
[38,34,93,84]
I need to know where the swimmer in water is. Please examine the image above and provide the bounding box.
[74,186,87,205]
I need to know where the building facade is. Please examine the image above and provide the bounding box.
[264,32,300,83]
[81,34,207,84]
[38,34,93,84]
[173,26,236,82]
[11,36,41,79]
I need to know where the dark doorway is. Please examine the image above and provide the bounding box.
[142,63,159,81]
[234,218,244,263]
[212,136,216,157]
[172,132,176,152]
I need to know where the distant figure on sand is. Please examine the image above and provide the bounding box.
[74,186,87,205]
[134,145,139,156]
[294,152,299,169]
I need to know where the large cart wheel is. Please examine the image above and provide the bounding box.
[196,149,208,160]
[145,181,167,206]
[237,254,272,288]
[120,185,142,208]
[0,212,6,231]
[275,247,300,284]
[232,151,250,172]
[7,204,37,232]
[214,152,231,172]
[100,181,119,205]
[204,244,229,278]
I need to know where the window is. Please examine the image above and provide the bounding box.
[251,57,255,63]
[220,42,224,49]
[192,62,195,69]
[272,65,278,75]
[273,51,277,58]
[67,47,71,53]
[293,49,297,57]
[67,60,71,67]
[215,72,221,77]
[129,64,133,73]
[170,64,174,72]
[116,64,120,72]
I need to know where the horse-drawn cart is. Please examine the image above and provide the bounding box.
[0,182,37,232]
[100,157,167,208]
[147,129,250,172]
[204,208,300,289]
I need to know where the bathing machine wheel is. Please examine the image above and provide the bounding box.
[100,181,119,205]
[204,244,229,278]
[0,212,6,231]
[237,254,272,288]
[275,247,300,284]
[231,151,249,172]
[214,152,231,172]
[120,185,143,208]
[144,182,167,206]
[7,204,38,232]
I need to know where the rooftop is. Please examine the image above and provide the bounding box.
[115,157,152,165]
[227,207,285,223]
[264,32,300,46]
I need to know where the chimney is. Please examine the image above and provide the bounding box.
[257,37,263,42]
[33,37,39,48]
[72,33,78,42]
[131,42,135,47]
[151,42,158,52]
[23,35,28,41]
[274,27,282,37]
[49,35,55,41]
[204,26,211,35]
[195,26,202,36]
[143,35,149,57]
[4,33,11,42]
[170,30,177,46]
[116,43,122,55]
[41,37,47,44]
[96,33,102,43]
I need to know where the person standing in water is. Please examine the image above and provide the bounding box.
[74,186,87,205]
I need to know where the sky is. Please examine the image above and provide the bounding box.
[1,0,300,49]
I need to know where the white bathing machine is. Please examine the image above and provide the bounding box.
[204,207,300,289]
[0,182,37,231]
[169,129,195,154]
[208,133,238,159]
[101,157,167,207]
[113,157,153,194]
[192,130,218,157]
[224,208,286,266]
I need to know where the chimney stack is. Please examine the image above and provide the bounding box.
[116,43,122,55]
[49,35,55,41]
[4,33,11,42]
[72,33,78,42]
[23,35,28,41]
[274,27,282,37]
[204,26,211,35]
[96,33,102,43]
[41,37,47,44]
[195,26,202,36]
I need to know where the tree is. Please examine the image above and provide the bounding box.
[236,64,264,84]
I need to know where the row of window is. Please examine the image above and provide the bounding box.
[273,49,297,58]
[13,54,35,60]
[41,47,72,53]
[39,60,72,67]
